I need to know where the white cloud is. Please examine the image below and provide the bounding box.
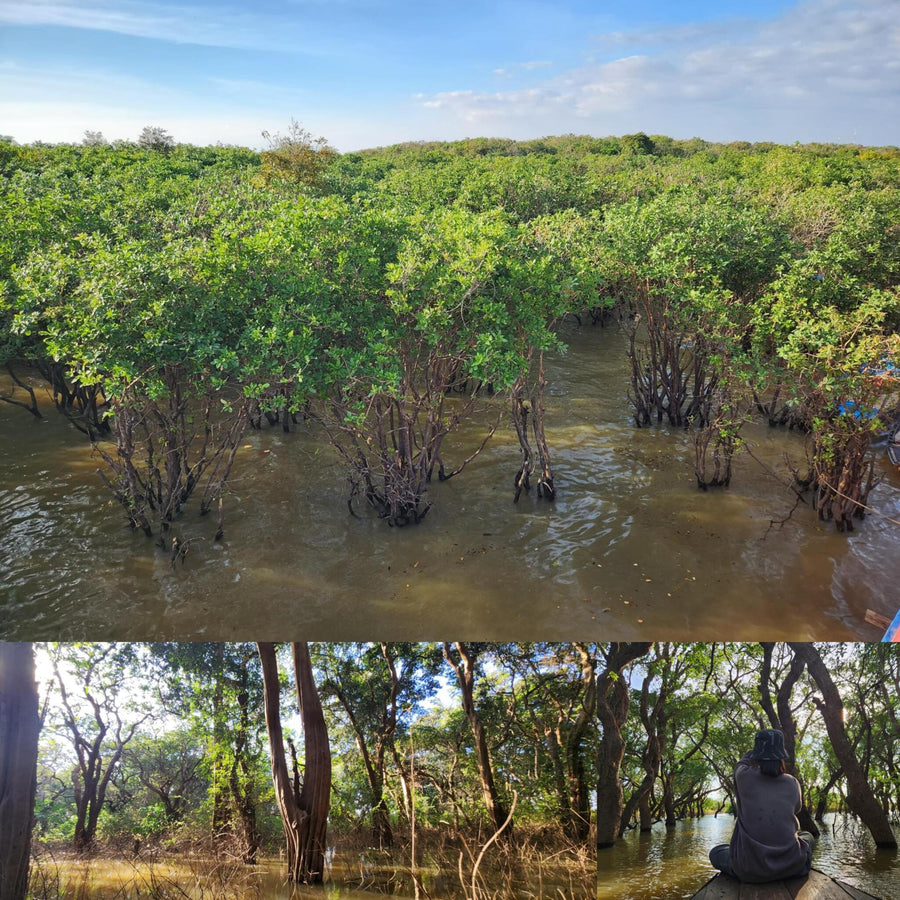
[416,0,900,144]
[3,0,897,148]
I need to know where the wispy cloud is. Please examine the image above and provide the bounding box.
[417,0,900,143]
[0,0,299,50]
[0,59,185,107]
[204,76,312,104]
[0,58,390,149]
[494,60,554,79]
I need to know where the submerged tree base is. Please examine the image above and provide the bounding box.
[28,824,595,900]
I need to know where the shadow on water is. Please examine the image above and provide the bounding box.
[2,324,899,639]
[596,814,899,900]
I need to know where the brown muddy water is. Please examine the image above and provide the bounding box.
[2,324,899,640]
[30,815,899,899]
[32,845,587,900]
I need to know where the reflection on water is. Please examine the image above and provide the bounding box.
[596,814,899,900]
[32,848,583,900]
[32,816,896,900]
[2,325,899,639]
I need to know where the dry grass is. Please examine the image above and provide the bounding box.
[28,825,595,900]
[331,823,595,900]
[29,844,262,900]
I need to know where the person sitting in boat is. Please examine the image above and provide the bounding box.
[709,729,815,883]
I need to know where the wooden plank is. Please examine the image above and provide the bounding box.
[789,869,837,897]
[833,881,880,900]
[691,870,882,900]
[740,881,794,899]
[865,609,891,631]
[692,875,735,898]
[792,870,855,898]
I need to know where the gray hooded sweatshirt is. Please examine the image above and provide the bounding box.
[729,756,810,883]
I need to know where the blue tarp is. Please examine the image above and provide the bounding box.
[885,609,900,643]
[836,399,878,420]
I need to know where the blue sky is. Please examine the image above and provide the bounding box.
[1,0,898,150]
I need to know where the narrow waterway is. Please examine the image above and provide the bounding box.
[596,814,899,900]
[2,324,898,639]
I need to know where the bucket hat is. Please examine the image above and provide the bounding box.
[747,728,789,760]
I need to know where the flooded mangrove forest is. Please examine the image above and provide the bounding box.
[1,135,899,639]
[2,322,900,640]
[2,643,898,899]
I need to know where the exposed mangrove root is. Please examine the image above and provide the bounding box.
[34,360,111,440]
[246,389,306,431]
[510,351,555,503]
[627,305,719,429]
[815,483,900,529]
[566,305,617,328]
[752,383,811,431]
[692,391,747,490]
[313,359,497,526]
[169,535,205,567]
[92,366,249,542]
[809,424,881,532]
[1,363,43,418]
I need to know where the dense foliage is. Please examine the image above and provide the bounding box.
[1,134,898,538]
[30,642,900,860]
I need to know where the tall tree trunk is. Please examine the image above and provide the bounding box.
[258,643,332,883]
[564,643,597,841]
[230,667,259,864]
[759,643,819,838]
[334,690,391,849]
[293,643,331,880]
[545,727,571,832]
[211,642,230,838]
[638,792,653,832]
[326,644,397,849]
[619,669,663,838]
[788,643,897,848]
[596,642,653,849]
[815,768,844,822]
[662,772,677,828]
[372,642,404,849]
[0,643,41,900]
[442,643,511,839]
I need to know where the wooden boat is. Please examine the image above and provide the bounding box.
[691,869,881,899]
[887,418,900,466]
[888,439,900,467]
